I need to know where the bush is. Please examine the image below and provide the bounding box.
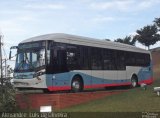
[0,77,17,112]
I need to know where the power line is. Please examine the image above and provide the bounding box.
[2,46,7,59]
[0,34,9,79]
[1,35,8,59]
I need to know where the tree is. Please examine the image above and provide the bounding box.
[0,33,16,111]
[0,78,16,112]
[154,17,160,30]
[105,39,111,41]
[114,36,136,46]
[114,38,123,43]
[0,67,16,112]
[134,25,160,50]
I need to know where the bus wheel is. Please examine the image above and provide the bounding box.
[131,75,138,88]
[43,89,52,93]
[71,76,83,92]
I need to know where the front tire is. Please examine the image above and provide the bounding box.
[71,76,83,92]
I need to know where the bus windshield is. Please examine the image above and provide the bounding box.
[15,48,45,72]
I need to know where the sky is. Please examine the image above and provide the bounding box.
[0,0,160,61]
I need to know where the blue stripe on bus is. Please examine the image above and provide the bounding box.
[46,72,126,87]
[14,66,152,89]
[45,67,152,87]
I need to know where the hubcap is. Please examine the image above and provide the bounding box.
[131,79,137,87]
[72,81,80,89]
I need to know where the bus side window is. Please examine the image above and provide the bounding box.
[135,53,150,67]
[79,46,90,70]
[126,52,135,66]
[103,49,116,70]
[145,54,150,66]
[116,51,126,70]
[57,50,66,66]
[66,45,79,70]
[91,47,103,70]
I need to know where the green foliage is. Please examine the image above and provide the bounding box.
[154,17,160,29]
[114,36,136,46]
[134,25,160,50]
[113,17,160,49]
[105,39,111,41]
[0,77,17,112]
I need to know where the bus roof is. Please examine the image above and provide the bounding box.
[20,33,149,54]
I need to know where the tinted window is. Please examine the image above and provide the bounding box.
[126,52,135,66]
[66,44,80,70]
[116,51,126,70]
[144,54,150,66]
[47,41,151,74]
[79,46,90,70]
[103,49,116,70]
[91,47,103,70]
[125,51,150,67]
[48,42,68,73]
[135,53,150,66]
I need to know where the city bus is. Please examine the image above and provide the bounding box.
[11,33,153,92]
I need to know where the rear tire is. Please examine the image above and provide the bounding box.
[43,89,52,93]
[71,76,83,92]
[131,75,138,88]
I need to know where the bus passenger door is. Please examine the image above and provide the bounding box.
[50,43,69,88]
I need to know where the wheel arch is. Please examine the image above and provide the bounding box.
[71,74,84,88]
[131,73,139,87]
[131,73,138,81]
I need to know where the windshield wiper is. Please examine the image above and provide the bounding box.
[24,52,35,70]
[16,52,34,71]
[17,60,23,70]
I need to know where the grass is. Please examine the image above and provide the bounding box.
[59,78,160,112]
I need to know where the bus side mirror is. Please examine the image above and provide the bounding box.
[9,50,12,60]
[9,46,18,60]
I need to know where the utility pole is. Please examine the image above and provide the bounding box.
[0,34,5,104]
[0,34,3,81]
[5,59,7,78]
